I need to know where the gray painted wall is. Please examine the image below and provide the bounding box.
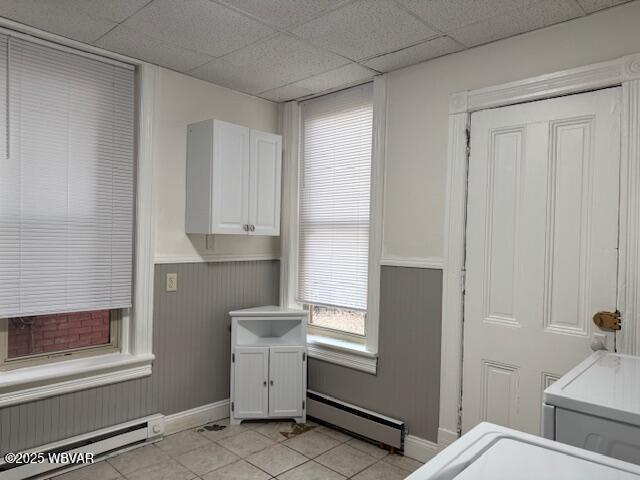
[308,266,442,441]
[0,260,279,454]
[0,262,442,452]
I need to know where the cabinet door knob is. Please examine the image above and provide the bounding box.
[270,380,274,386]
[243,224,249,231]
[250,224,255,232]
[263,381,267,387]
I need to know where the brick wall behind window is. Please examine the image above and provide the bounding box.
[8,310,110,358]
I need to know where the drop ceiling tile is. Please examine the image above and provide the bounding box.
[0,0,119,43]
[576,0,633,13]
[122,0,275,58]
[57,0,151,23]
[258,84,314,102]
[292,0,439,60]
[218,0,348,29]
[292,63,377,92]
[449,0,584,48]
[95,25,213,72]
[397,0,535,32]
[365,36,464,72]
[222,34,349,84]
[189,58,285,95]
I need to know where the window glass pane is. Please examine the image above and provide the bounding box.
[7,310,111,359]
[309,305,366,336]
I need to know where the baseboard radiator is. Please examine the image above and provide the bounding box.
[0,415,165,480]
[307,390,405,450]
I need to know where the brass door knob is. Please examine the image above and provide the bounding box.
[593,310,621,331]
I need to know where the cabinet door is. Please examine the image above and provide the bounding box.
[212,120,250,234]
[248,130,282,236]
[233,347,269,418]
[269,347,304,417]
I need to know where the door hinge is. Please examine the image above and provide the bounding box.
[465,127,471,157]
[232,353,235,363]
[302,400,305,410]
[231,402,234,412]
[302,352,306,362]
[593,310,621,331]
[460,269,466,294]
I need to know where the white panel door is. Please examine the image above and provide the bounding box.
[248,130,282,236]
[212,120,250,234]
[233,347,269,419]
[269,347,304,417]
[462,88,621,435]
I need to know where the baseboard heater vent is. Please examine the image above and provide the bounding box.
[0,414,165,480]
[307,390,405,450]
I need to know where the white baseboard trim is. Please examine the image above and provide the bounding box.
[437,427,459,448]
[380,255,444,269]
[404,434,440,462]
[164,399,230,435]
[154,253,279,264]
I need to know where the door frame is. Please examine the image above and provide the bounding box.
[438,53,640,448]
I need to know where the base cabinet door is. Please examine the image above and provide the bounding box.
[268,347,304,418]
[233,347,269,418]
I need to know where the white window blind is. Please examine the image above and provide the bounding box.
[0,34,135,317]
[298,83,373,311]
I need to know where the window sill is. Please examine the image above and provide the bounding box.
[307,335,378,374]
[0,352,154,407]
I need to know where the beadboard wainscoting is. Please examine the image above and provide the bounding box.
[308,266,443,442]
[0,261,279,454]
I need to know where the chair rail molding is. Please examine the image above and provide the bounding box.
[154,253,279,264]
[380,255,444,269]
[440,53,640,445]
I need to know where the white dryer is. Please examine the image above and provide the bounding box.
[406,422,640,480]
[543,350,640,465]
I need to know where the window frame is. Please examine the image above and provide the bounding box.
[280,76,386,374]
[0,310,122,371]
[0,20,157,407]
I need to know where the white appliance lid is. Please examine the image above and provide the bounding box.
[406,423,640,480]
[456,439,638,480]
[544,351,640,426]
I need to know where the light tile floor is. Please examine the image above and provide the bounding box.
[51,419,423,480]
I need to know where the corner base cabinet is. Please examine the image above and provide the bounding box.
[229,306,308,425]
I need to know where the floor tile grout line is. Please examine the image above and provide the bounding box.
[102,419,419,480]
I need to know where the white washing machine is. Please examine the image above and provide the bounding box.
[543,350,640,465]
[406,422,640,480]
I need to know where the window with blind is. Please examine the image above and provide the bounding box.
[298,84,373,337]
[0,33,135,367]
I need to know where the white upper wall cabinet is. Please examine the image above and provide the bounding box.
[186,119,282,236]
